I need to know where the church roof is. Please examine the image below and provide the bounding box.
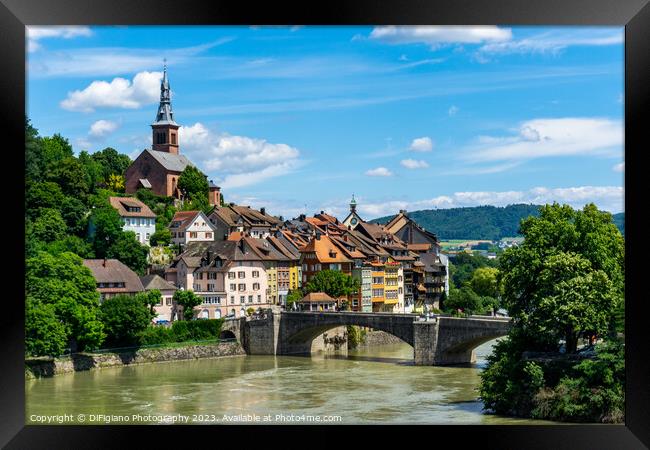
[144,149,193,172]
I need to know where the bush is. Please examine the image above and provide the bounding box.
[136,319,225,346]
[138,326,175,346]
[530,340,625,423]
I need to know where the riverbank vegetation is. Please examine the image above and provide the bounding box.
[478,203,625,423]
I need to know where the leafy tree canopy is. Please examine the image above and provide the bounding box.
[499,203,624,352]
[173,290,203,320]
[106,232,149,275]
[31,208,68,244]
[88,206,123,258]
[177,166,209,201]
[304,270,360,299]
[99,293,155,347]
[26,252,105,353]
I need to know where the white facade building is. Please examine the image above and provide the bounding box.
[109,196,156,245]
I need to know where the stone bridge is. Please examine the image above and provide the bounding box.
[221,309,511,366]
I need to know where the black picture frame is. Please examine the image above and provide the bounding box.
[3,0,648,447]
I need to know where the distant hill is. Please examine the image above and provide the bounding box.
[370,204,625,241]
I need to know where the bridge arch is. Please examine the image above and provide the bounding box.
[279,312,414,355]
[432,317,510,365]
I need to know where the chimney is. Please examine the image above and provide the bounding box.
[260,207,266,216]
[299,214,306,222]
[207,250,212,265]
[102,258,107,267]
[320,210,324,215]
[400,209,407,214]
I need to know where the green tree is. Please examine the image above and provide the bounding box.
[286,289,303,309]
[499,203,624,353]
[469,267,501,298]
[60,196,88,236]
[25,299,68,357]
[479,203,626,422]
[45,236,95,258]
[78,150,103,192]
[88,206,124,257]
[99,294,155,347]
[91,147,132,181]
[142,289,162,314]
[106,232,149,275]
[444,285,482,315]
[173,290,203,320]
[26,252,105,353]
[177,166,209,201]
[25,181,65,220]
[304,270,360,299]
[45,156,91,198]
[150,228,171,246]
[25,117,44,181]
[40,133,74,170]
[31,208,67,243]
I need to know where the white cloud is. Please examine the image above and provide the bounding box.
[26,26,92,52]
[479,29,623,55]
[60,71,162,112]
[369,26,512,49]
[359,185,624,218]
[29,39,232,78]
[365,167,393,177]
[178,122,303,189]
[410,136,434,152]
[448,105,459,116]
[400,159,429,169]
[89,119,119,138]
[465,117,623,163]
[613,162,624,172]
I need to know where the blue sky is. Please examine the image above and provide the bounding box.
[27,26,624,219]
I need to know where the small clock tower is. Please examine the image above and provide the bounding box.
[342,194,364,229]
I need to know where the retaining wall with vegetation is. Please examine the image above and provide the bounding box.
[25,342,245,379]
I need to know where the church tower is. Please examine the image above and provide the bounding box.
[151,63,180,154]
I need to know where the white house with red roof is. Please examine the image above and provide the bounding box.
[169,210,217,246]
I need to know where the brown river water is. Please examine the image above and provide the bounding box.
[25,339,558,425]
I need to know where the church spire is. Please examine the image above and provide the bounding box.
[154,61,176,126]
[151,61,180,154]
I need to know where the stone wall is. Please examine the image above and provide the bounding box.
[359,330,406,347]
[25,342,245,379]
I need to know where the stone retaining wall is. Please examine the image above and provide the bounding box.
[359,330,407,347]
[25,342,246,379]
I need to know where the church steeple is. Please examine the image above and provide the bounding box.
[151,61,180,154]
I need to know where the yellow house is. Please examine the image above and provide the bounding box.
[384,260,400,313]
[370,261,386,312]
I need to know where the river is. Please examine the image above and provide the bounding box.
[25,339,556,425]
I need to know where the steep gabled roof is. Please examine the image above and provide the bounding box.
[169,211,216,232]
[140,274,178,292]
[83,259,145,293]
[109,196,156,218]
[301,235,352,264]
[144,149,193,172]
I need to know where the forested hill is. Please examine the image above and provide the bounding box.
[370,204,625,240]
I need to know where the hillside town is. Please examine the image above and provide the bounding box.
[80,67,449,323]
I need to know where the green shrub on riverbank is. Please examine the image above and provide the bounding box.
[530,340,625,423]
[138,319,224,346]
